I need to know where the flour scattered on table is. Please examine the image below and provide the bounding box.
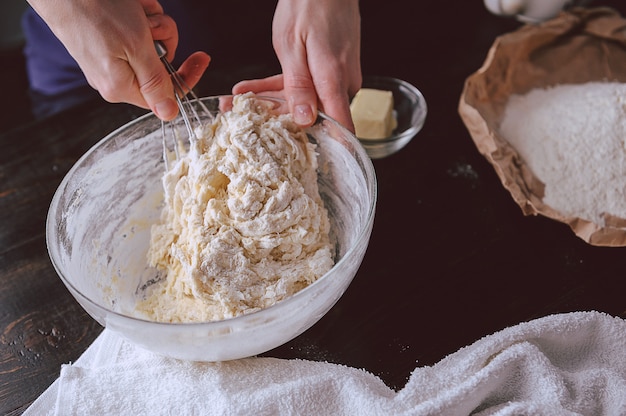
[135,93,334,323]
[500,82,626,225]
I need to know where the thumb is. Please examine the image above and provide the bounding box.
[281,59,318,127]
[133,53,178,120]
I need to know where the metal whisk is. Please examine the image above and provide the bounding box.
[154,41,209,168]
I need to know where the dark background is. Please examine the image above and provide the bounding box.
[3,0,524,132]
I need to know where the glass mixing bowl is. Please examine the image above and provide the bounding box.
[46,95,377,361]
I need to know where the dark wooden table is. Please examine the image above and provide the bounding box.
[2,1,626,414]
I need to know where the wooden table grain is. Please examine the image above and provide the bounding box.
[2,1,626,414]
[0,101,148,414]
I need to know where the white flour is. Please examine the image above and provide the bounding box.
[500,82,626,225]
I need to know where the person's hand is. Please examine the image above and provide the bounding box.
[232,0,361,132]
[26,0,210,120]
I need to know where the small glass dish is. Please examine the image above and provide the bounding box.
[354,76,427,159]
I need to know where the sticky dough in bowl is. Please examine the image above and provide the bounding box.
[46,95,377,361]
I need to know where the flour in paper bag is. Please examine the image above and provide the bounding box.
[500,82,626,225]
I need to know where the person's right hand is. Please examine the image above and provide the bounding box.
[232,0,361,132]
[26,0,210,120]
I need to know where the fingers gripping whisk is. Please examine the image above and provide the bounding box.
[154,41,209,169]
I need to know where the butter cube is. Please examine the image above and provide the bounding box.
[350,88,397,140]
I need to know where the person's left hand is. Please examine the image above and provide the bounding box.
[232,0,361,132]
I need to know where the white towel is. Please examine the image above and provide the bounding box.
[24,311,626,415]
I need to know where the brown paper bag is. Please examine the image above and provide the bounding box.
[459,7,626,246]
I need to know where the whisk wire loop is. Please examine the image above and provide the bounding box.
[154,41,211,169]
